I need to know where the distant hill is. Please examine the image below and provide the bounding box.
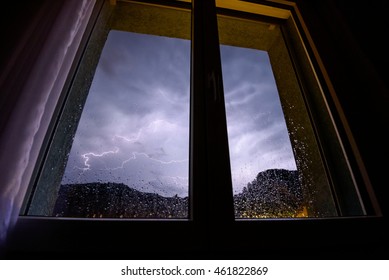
[53,182,188,218]
[234,169,304,218]
[54,169,304,219]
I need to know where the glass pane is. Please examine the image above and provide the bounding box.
[27,2,191,219]
[221,45,302,218]
[218,15,338,218]
[28,1,191,218]
[55,31,190,218]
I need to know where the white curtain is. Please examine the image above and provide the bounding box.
[0,0,96,245]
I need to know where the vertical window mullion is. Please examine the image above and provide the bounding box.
[190,0,234,225]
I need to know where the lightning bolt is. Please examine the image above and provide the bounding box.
[73,119,187,174]
[75,147,119,171]
[136,152,187,164]
[158,88,177,105]
[114,134,139,143]
[107,152,188,171]
[108,119,187,169]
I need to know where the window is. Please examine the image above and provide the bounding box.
[22,0,378,222]
[24,0,192,219]
[217,20,337,218]
[221,45,304,218]
[6,0,384,259]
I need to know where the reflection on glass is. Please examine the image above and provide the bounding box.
[220,45,305,218]
[55,31,190,218]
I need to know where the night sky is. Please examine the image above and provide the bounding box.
[61,30,296,197]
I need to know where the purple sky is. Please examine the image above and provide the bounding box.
[61,30,296,197]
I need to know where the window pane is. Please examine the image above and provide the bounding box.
[27,2,191,219]
[218,15,338,218]
[221,45,302,218]
[56,31,190,218]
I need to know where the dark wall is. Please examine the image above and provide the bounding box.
[333,0,389,88]
[296,0,389,216]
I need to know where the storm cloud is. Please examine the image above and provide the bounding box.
[62,30,296,197]
[221,45,297,192]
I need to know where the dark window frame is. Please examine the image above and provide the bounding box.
[7,0,384,259]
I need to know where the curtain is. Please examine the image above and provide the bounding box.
[0,0,96,246]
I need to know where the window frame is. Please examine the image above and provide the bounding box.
[7,0,384,259]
